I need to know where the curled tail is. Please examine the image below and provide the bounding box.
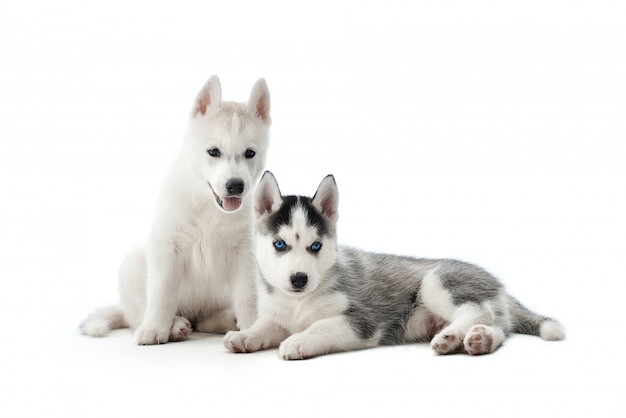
[80,305,128,337]
[507,296,566,341]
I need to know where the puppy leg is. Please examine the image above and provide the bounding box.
[134,243,181,345]
[231,260,258,330]
[430,303,494,355]
[279,316,378,360]
[223,318,288,353]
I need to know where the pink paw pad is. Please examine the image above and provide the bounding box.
[432,334,459,355]
[464,325,493,355]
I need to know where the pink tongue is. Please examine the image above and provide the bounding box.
[222,197,242,211]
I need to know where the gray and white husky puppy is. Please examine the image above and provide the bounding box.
[224,171,565,359]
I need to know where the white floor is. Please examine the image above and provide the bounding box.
[5,322,621,417]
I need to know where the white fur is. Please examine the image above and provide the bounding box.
[278,316,379,360]
[81,76,271,345]
[540,320,566,341]
[258,286,349,334]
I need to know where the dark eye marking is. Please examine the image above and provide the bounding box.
[207,148,221,157]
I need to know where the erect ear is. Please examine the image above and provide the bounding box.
[191,75,222,117]
[255,171,282,218]
[247,78,271,125]
[312,175,339,222]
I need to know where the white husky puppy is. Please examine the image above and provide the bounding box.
[81,76,271,345]
[224,172,565,359]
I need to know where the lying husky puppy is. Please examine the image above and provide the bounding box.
[81,76,271,345]
[224,171,565,359]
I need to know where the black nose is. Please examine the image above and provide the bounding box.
[290,272,308,290]
[226,178,245,195]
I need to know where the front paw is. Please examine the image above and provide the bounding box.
[223,330,266,353]
[279,334,323,360]
[134,326,170,345]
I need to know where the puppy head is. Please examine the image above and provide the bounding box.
[187,76,271,213]
[254,172,339,296]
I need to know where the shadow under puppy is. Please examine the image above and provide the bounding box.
[224,171,565,360]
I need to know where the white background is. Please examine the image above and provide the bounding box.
[1,1,624,416]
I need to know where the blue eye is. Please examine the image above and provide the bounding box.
[245,149,256,159]
[273,240,286,251]
[310,241,322,253]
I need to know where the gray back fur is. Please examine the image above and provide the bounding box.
[325,248,505,344]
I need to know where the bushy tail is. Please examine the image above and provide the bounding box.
[80,305,128,337]
[508,296,566,341]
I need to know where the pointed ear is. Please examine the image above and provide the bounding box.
[255,171,282,218]
[191,75,222,117]
[248,78,271,125]
[312,175,339,222]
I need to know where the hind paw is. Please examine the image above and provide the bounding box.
[169,316,192,342]
[431,332,462,355]
[463,325,503,355]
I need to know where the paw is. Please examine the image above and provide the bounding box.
[169,316,192,342]
[463,325,494,355]
[431,331,462,355]
[223,330,266,353]
[278,334,322,360]
[134,326,170,345]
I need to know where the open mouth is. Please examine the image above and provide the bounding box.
[208,182,242,212]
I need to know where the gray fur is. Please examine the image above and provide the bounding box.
[437,259,503,305]
[507,295,557,336]
[329,248,507,345]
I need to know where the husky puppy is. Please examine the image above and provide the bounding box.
[81,76,271,345]
[223,172,565,359]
